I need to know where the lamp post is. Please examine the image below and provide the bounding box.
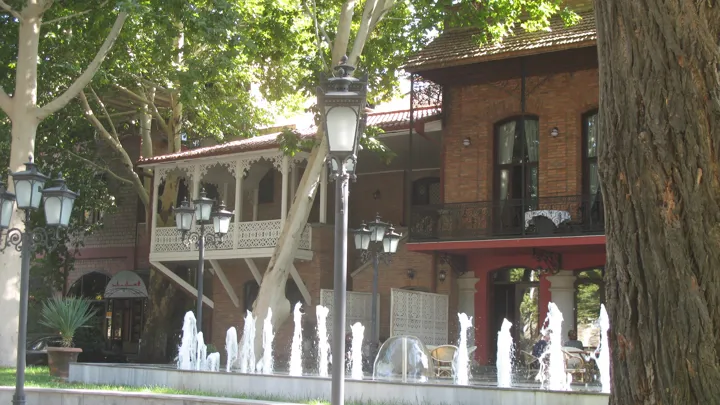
[318,56,367,405]
[351,214,401,357]
[172,190,233,331]
[0,157,79,405]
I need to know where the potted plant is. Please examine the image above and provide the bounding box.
[39,297,96,379]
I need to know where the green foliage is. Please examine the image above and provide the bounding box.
[576,283,601,324]
[39,297,97,347]
[278,129,318,157]
[445,0,580,44]
[206,343,219,354]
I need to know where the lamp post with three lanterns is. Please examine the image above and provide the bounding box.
[172,189,234,332]
[351,214,401,360]
[0,157,79,405]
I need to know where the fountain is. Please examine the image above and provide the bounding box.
[225,327,238,372]
[207,352,220,372]
[496,318,513,388]
[289,303,303,376]
[454,313,473,385]
[177,311,198,370]
[316,305,330,377]
[239,310,256,374]
[373,335,432,382]
[596,304,611,393]
[349,322,365,380]
[258,308,274,375]
[543,302,570,391]
[196,332,208,371]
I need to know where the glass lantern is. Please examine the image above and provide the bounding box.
[193,189,215,222]
[382,224,402,254]
[212,202,234,236]
[41,175,79,227]
[352,222,372,251]
[11,157,50,210]
[173,198,195,232]
[368,214,389,242]
[0,180,16,229]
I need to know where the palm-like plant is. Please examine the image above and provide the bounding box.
[39,297,96,347]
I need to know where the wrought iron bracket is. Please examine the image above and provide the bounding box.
[180,225,224,249]
[533,248,562,276]
[438,252,467,277]
[0,224,65,254]
[358,245,393,266]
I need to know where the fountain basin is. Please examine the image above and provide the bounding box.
[69,363,609,405]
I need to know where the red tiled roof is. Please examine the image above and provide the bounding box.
[404,10,596,72]
[137,105,441,165]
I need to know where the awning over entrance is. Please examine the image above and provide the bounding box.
[104,271,149,299]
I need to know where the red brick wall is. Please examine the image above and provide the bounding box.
[443,69,599,203]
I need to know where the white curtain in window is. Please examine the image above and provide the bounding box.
[497,121,517,165]
[524,119,539,162]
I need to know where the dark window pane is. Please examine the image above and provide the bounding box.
[258,171,274,204]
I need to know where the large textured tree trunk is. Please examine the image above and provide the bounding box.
[595,2,720,404]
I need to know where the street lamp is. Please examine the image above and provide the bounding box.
[0,157,78,405]
[318,55,367,405]
[172,190,233,332]
[351,214,401,358]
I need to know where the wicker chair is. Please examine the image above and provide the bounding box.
[430,345,457,378]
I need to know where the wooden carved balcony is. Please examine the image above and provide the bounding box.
[150,219,312,261]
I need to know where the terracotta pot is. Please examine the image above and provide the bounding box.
[46,347,82,380]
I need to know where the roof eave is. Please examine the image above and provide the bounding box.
[403,38,597,73]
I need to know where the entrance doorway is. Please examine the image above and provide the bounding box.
[490,268,539,362]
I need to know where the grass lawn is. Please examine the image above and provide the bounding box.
[0,367,329,404]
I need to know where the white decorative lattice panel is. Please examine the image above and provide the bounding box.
[153,220,311,254]
[390,289,448,346]
[320,289,379,341]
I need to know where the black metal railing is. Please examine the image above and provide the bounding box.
[409,195,605,242]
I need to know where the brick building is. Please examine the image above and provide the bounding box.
[403,8,606,364]
[71,6,606,369]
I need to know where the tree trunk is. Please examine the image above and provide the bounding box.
[0,6,43,367]
[251,138,328,354]
[595,2,720,404]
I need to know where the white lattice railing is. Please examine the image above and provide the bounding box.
[153,219,312,254]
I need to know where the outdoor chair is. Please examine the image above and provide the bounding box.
[430,345,457,378]
[562,348,587,383]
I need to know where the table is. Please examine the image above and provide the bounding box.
[524,210,571,229]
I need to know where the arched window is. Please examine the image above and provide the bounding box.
[495,117,539,203]
[494,117,539,233]
[68,272,110,300]
[411,177,440,206]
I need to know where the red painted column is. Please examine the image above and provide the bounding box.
[538,273,551,330]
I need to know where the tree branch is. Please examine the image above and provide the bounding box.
[302,1,332,61]
[0,86,12,117]
[78,91,150,207]
[349,0,396,67]
[37,12,128,120]
[0,0,21,20]
[65,150,133,186]
[42,0,108,25]
[113,83,172,138]
[89,86,119,139]
[332,0,357,66]
[348,0,379,67]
